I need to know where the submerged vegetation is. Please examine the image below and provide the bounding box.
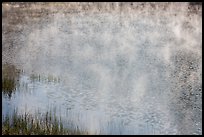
[2,109,87,135]
[30,74,60,83]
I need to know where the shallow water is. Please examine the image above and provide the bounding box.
[2,2,202,135]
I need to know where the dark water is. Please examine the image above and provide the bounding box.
[2,3,202,135]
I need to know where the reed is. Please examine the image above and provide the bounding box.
[2,109,87,135]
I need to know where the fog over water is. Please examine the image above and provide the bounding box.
[2,2,202,135]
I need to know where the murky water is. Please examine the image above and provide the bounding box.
[2,3,202,135]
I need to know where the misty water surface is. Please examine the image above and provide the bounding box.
[2,2,202,135]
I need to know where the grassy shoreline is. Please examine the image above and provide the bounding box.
[2,109,86,135]
[2,64,88,135]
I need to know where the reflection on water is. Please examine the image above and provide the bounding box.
[2,2,202,135]
[2,63,21,98]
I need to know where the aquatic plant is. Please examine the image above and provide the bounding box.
[2,109,87,135]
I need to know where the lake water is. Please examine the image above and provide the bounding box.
[2,3,202,135]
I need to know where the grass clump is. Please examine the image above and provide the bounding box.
[2,109,86,135]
